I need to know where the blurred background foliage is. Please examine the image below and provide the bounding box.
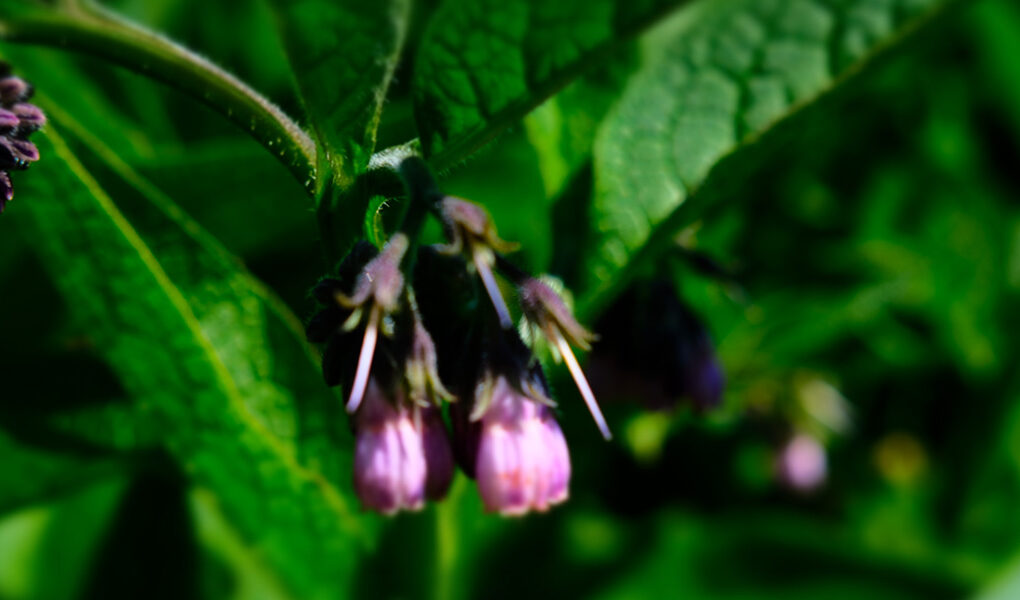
[1,0,1020,598]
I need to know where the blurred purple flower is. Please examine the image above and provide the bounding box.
[776,433,827,493]
[592,281,725,412]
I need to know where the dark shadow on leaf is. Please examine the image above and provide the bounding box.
[0,349,132,457]
[80,452,200,600]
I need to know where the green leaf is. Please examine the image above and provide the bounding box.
[581,0,959,317]
[15,115,373,598]
[413,0,692,168]
[268,0,410,189]
[0,1,317,189]
[524,49,637,199]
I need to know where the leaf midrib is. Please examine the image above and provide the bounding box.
[42,124,363,538]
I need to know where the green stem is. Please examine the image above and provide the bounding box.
[316,189,342,268]
[0,1,317,192]
[395,156,441,277]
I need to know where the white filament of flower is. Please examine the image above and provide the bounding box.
[553,333,612,440]
[473,248,513,329]
[347,304,381,413]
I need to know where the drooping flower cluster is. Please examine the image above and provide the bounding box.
[0,62,45,214]
[307,159,610,516]
[307,237,454,515]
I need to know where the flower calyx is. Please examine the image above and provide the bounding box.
[437,197,518,328]
[519,277,611,440]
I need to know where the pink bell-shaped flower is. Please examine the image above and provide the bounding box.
[353,379,454,514]
[473,375,570,515]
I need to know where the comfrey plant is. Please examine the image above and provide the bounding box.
[0,62,44,214]
[0,0,966,594]
[307,157,610,515]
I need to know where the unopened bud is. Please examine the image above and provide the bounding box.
[0,138,35,171]
[11,103,45,132]
[0,65,44,216]
[0,109,18,130]
[0,77,31,104]
[405,316,454,406]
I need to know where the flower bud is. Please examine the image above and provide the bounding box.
[0,138,36,171]
[9,139,38,164]
[0,77,31,104]
[11,103,46,132]
[306,242,380,341]
[0,65,44,216]
[404,315,454,407]
[0,109,18,130]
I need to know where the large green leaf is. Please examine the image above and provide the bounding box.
[268,0,410,189]
[15,117,373,598]
[582,0,959,316]
[413,0,692,168]
[523,49,637,199]
[0,1,317,188]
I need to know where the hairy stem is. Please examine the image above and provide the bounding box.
[395,155,441,270]
[0,1,317,192]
